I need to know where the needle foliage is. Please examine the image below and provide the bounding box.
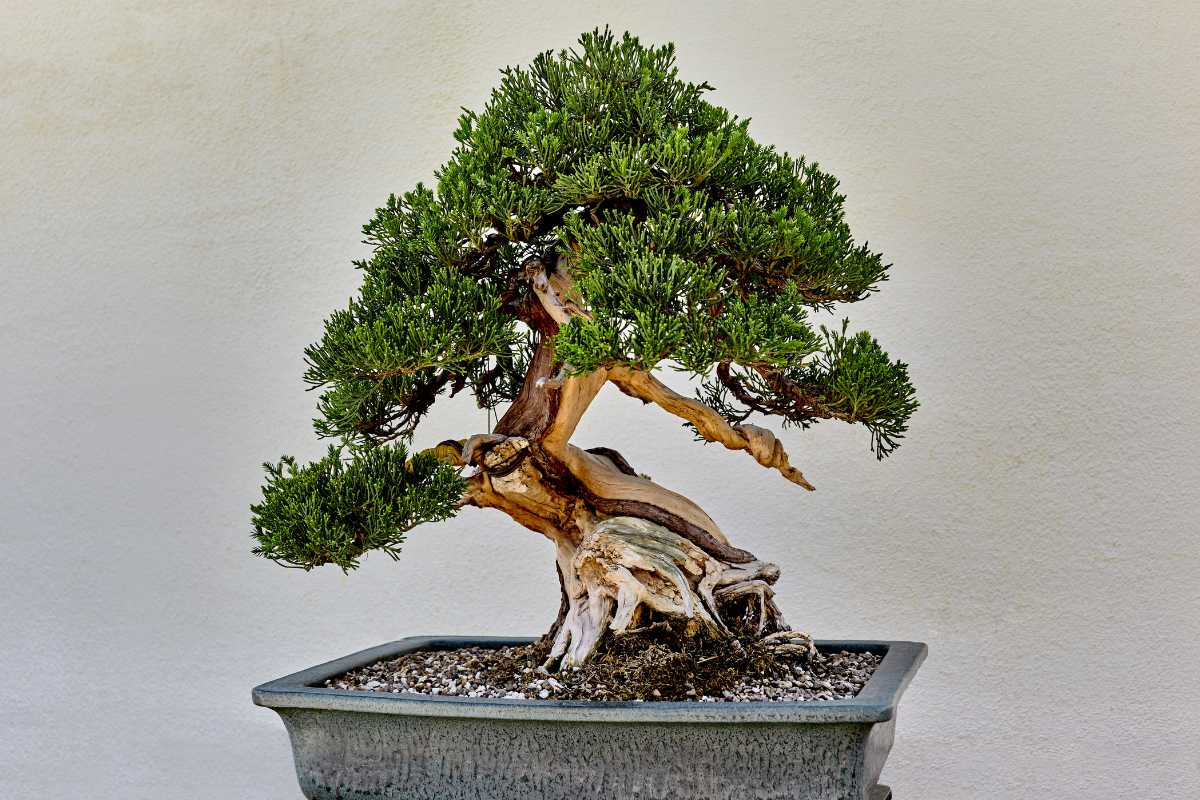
[251,445,464,571]
[252,29,917,570]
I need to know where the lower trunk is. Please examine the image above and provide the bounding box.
[463,434,792,669]
[546,515,788,669]
[458,263,810,669]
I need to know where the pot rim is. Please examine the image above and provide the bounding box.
[252,636,925,724]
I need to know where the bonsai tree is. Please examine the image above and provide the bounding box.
[252,29,916,670]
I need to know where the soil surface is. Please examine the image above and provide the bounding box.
[325,638,881,702]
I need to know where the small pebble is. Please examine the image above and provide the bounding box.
[323,644,880,703]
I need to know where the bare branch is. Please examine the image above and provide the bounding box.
[521,255,591,328]
[607,365,815,490]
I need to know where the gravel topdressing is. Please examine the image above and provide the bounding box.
[325,643,881,703]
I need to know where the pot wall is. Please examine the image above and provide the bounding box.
[255,637,924,800]
[279,708,895,800]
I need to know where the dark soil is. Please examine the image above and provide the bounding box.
[325,634,880,702]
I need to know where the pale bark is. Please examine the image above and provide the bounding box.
[448,256,811,668]
[463,441,791,668]
[607,365,814,490]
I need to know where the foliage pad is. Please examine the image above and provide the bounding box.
[297,28,914,454]
[252,28,918,572]
[251,445,464,571]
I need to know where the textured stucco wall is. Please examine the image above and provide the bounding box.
[3,2,1198,798]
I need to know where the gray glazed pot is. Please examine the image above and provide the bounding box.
[254,636,925,800]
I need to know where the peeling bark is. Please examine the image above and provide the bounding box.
[451,257,809,668]
[461,432,791,669]
[547,516,788,668]
[608,365,814,490]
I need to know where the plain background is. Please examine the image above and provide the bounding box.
[3,2,1198,797]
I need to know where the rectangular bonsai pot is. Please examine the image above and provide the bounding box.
[253,636,925,800]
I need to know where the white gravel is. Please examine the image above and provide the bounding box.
[325,644,881,702]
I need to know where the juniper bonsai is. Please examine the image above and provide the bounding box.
[252,29,916,670]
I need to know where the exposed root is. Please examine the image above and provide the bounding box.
[760,629,818,660]
[546,516,791,670]
[460,257,815,672]
[555,620,812,700]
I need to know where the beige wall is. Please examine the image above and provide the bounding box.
[3,2,1198,797]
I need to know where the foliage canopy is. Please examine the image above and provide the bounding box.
[252,29,917,571]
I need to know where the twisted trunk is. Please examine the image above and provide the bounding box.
[463,434,788,668]
[453,256,801,668]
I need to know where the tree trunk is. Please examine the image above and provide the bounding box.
[463,434,789,669]
[454,257,802,669]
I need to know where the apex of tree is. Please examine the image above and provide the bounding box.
[253,29,917,577]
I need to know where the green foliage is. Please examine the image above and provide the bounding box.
[303,191,524,442]
[305,262,518,441]
[552,208,826,373]
[698,321,917,458]
[253,28,918,573]
[251,445,465,571]
[806,323,918,457]
[301,28,911,447]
